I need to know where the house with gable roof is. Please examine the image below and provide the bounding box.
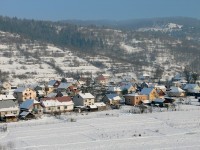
[73,93,95,107]
[57,82,72,92]
[41,96,74,113]
[13,87,37,103]
[20,99,43,119]
[0,100,19,122]
[120,83,136,93]
[0,81,12,93]
[183,84,200,94]
[102,93,122,105]
[167,86,185,97]
[48,80,60,88]
[107,86,122,95]
[124,93,148,106]
[140,87,159,100]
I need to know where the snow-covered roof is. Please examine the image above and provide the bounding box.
[169,86,185,93]
[57,82,71,89]
[94,102,106,107]
[20,99,40,109]
[37,90,45,95]
[78,93,95,99]
[47,92,57,98]
[120,83,133,90]
[41,96,73,107]
[105,94,122,101]
[20,111,30,117]
[89,105,97,109]
[108,86,122,92]
[0,95,16,101]
[14,87,26,93]
[154,98,165,103]
[183,84,200,90]
[141,88,154,95]
[0,100,18,111]
[124,93,140,97]
[48,80,57,86]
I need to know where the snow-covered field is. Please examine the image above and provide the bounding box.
[0,104,200,150]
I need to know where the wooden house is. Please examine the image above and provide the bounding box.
[124,93,148,106]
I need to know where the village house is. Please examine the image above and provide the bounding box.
[19,99,43,119]
[183,84,200,95]
[120,83,136,93]
[13,87,37,103]
[124,93,148,106]
[96,74,110,85]
[102,93,122,105]
[0,81,12,93]
[166,86,185,97]
[0,94,16,101]
[48,80,61,88]
[107,86,122,95]
[66,85,79,96]
[96,75,107,85]
[57,82,72,92]
[73,93,95,107]
[140,87,159,100]
[0,100,19,122]
[41,96,74,113]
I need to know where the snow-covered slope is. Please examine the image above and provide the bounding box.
[1,104,200,150]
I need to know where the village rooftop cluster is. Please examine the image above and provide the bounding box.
[0,73,200,122]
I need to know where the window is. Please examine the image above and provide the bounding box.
[64,106,67,109]
[78,96,79,98]
[85,100,87,102]
[48,108,51,110]
[57,106,60,109]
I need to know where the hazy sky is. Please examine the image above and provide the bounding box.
[0,0,199,21]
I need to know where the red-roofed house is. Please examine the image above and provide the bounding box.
[96,75,108,85]
[41,96,74,113]
[66,86,79,96]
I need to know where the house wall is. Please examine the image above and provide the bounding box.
[32,104,43,115]
[0,109,19,119]
[73,95,84,106]
[43,104,74,113]
[73,95,95,107]
[125,95,147,106]
[83,98,95,106]
[149,89,159,100]
[15,88,37,103]
[102,97,109,104]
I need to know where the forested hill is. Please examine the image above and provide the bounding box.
[0,16,200,76]
[0,16,104,53]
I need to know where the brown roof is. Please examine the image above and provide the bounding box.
[97,75,106,81]
[41,96,72,102]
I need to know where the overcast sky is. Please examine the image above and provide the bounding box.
[0,0,199,21]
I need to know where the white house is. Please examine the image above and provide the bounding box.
[41,96,74,113]
[73,93,95,107]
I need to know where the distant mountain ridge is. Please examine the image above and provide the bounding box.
[0,16,200,83]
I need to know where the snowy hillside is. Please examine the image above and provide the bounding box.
[138,22,183,32]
